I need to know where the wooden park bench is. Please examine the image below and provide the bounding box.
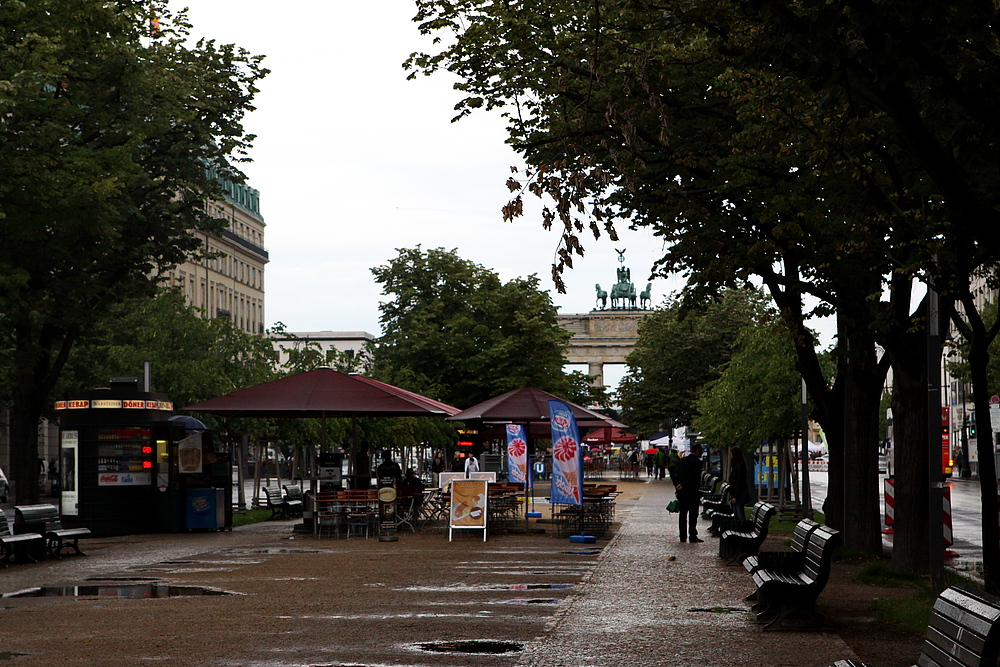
[828,585,1000,667]
[14,504,92,558]
[699,472,718,496]
[743,518,822,604]
[264,487,302,520]
[749,521,841,630]
[719,501,775,562]
[701,482,730,518]
[0,508,45,566]
[282,485,305,517]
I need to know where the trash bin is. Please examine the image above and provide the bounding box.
[186,488,224,530]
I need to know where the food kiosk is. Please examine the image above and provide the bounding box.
[55,379,232,536]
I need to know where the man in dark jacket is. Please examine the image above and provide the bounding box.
[674,443,704,542]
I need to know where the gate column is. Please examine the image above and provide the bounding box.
[588,362,604,388]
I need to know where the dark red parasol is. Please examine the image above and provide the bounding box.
[183,367,459,418]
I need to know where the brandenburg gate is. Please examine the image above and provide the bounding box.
[556,310,650,387]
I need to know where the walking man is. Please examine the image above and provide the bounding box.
[674,443,704,543]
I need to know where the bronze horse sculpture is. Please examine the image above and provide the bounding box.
[595,284,608,309]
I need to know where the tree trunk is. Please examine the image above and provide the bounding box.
[890,349,930,574]
[9,401,42,505]
[841,345,885,553]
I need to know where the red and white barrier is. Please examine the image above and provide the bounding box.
[884,478,895,531]
[884,478,954,548]
[943,485,953,547]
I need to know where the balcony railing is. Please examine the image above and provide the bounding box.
[220,229,269,260]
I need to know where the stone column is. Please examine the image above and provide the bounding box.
[588,361,604,388]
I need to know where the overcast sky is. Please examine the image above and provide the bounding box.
[174,1,692,388]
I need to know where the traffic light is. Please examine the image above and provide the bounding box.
[970,413,977,438]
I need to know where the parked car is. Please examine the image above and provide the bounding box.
[0,465,9,503]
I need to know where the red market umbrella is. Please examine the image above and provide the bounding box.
[644,447,658,455]
[446,385,623,429]
[184,367,460,418]
[447,385,623,525]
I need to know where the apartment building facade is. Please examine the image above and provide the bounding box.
[164,176,268,334]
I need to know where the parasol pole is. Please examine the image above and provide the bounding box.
[525,421,542,522]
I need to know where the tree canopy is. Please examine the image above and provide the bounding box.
[0,0,266,502]
[370,246,591,409]
[694,317,804,451]
[618,288,771,438]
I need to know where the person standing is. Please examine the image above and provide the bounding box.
[728,446,749,523]
[451,451,464,472]
[667,448,680,483]
[655,447,667,479]
[431,451,445,487]
[674,443,704,542]
[464,453,480,477]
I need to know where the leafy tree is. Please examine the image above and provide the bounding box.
[371,246,581,409]
[618,288,771,438]
[0,0,266,502]
[65,290,279,410]
[694,318,802,451]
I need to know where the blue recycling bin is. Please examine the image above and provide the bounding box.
[186,488,224,530]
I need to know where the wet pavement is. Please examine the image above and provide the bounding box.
[0,481,859,666]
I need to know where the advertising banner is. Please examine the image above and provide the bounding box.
[177,433,203,474]
[548,400,583,505]
[60,430,79,516]
[505,424,529,486]
[449,478,488,541]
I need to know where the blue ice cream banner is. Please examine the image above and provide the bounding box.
[548,400,583,506]
[505,424,530,486]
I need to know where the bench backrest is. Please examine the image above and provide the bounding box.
[699,474,718,494]
[0,508,13,537]
[283,485,303,500]
[14,504,61,531]
[789,518,821,554]
[800,523,841,585]
[750,502,776,534]
[717,483,730,502]
[918,585,1000,667]
[264,488,284,503]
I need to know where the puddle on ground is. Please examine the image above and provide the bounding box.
[84,576,159,582]
[218,548,321,555]
[2,584,240,599]
[400,583,573,592]
[294,611,496,621]
[561,549,602,555]
[0,652,28,661]
[501,598,560,605]
[415,640,523,654]
[687,606,745,613]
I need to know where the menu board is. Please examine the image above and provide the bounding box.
[449,479,488,542]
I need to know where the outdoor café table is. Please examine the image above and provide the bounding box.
[487,488,522,530]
